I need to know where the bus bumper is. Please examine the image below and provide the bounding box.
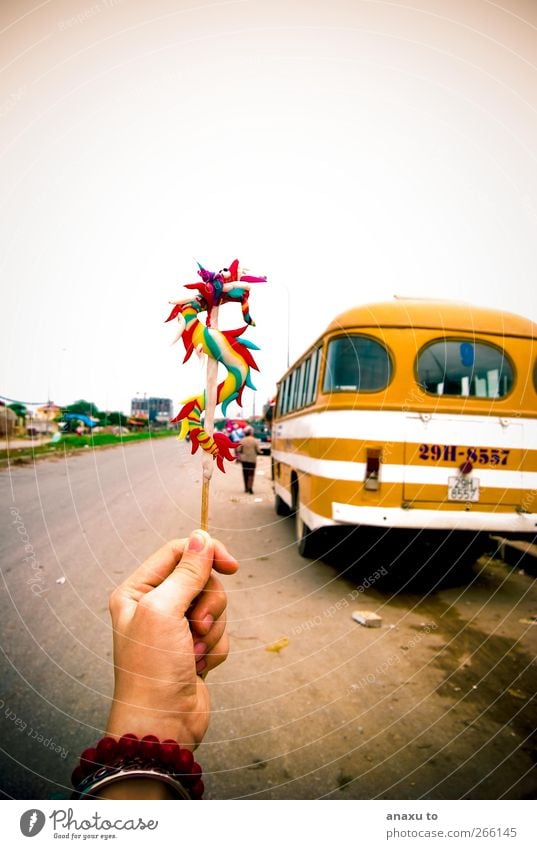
[331,502,537,533]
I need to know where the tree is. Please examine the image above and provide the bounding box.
[64,400,99,417]
[8,403,27,422]
[108,411,128,428]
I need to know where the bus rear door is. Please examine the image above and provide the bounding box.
[402,414,524,509]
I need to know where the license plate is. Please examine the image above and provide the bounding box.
[448,476,480,502]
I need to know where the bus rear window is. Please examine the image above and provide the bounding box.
[417,339,514,398]
[323,335,392,393]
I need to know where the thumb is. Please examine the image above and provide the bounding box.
[149,530,214,615]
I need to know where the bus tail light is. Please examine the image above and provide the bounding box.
[364,449,381,491]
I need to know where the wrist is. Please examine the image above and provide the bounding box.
[105,701,202,751]
[71,734,204,800]
[96,777,180,800]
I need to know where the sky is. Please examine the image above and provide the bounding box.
[1,0,537,418]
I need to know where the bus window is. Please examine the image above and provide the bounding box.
[279,377,289,415]
[323,335,392,393]
[276,383,283,417]
[417,339,514,398]
[307,346,321,404]
[293,362,304,410]
[288,371,296,412]
[304,352,313,405]
[300,358,311,407]
[285,375,292,413]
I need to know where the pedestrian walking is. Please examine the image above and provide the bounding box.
[236,426,261,493]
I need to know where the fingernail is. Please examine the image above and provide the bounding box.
[188,531,208,553]
[193,641,207,659]
[201,614,214,632]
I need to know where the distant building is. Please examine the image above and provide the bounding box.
[26,401,61,436]
[36,402,62,421]
[131,397,173,424]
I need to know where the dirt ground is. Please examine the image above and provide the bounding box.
[1,439,536,799]
[203,464,537,799]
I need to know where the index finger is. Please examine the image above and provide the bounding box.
[211,538,240,576]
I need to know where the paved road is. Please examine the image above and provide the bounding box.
[1,439,536,799]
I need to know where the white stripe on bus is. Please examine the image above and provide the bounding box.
[275,486,536,533]
[271,450,537,489]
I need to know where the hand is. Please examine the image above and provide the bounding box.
[105,530,238,750]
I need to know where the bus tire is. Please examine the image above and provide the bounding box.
[295,507,319,559]
[275,494,290,516]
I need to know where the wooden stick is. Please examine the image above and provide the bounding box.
[200,478,210,531]
[200,304,219,531]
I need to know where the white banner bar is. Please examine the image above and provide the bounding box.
[3,799,533,849]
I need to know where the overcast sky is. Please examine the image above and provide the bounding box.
[1,0,537,417]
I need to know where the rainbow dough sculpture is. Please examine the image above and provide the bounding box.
[165,259,266,526]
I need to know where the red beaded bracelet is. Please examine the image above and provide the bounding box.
[71,734,204,799]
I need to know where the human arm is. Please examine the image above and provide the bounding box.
[95,530,238,798]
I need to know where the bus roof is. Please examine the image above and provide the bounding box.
[326,299,537,338]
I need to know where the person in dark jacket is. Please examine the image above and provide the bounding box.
[236,426,261,493]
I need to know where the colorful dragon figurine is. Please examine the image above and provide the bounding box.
[182,258,266,327]
[165,260,266,472]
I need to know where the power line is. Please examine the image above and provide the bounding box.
[0,394,48,405]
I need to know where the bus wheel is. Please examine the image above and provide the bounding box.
[275,494,290,516]
[295,506,319,559]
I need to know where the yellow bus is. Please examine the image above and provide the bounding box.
[271,299,537,558]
